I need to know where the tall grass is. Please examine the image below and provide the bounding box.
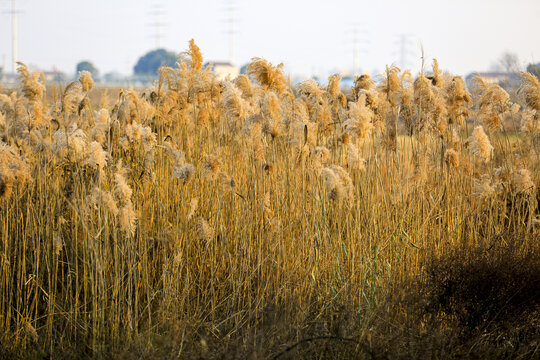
[0,41,538,359]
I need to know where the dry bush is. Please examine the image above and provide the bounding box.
[424,244,539,332]
[365,242,540,360]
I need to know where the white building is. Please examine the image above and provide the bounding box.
[204,62,239,80]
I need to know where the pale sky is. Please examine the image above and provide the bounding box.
[1,0,539,79]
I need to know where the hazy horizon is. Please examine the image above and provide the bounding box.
[1,0,539,79]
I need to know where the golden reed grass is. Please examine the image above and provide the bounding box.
[0,40,538,358]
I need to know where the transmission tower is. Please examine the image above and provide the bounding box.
[223,0,238,65]
[394,34,415,70]
[2,0,22,73]
[351,24,369,76]
[148,4,166,49]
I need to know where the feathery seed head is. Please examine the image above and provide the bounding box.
[466,125,494,163]
[444,149,460,168]
[17,62,45,103]
[196,217,214,241]
[114,160,133,204]
[520,72,540,111]
[247,57,287,95]
[343,94,374,141]
[201,154,222,180]
[327,74,342,99]
[347,143,366,171]
[187,198,198,221]
[118,199,137,237]
[173,164,195,184]
[354,74,375,94]
[88,186,119,216]
[181,39,203,73]
[472,174,497,198]
[234,74,253,98]
[513,168,535,195]
[222,81,248,121]
[86,141,108,171]
[79,71,94,93]
[62,81,84,114]
[218,171,236,193]
[320,165,354,205]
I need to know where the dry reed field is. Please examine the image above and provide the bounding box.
[0,40,538,359]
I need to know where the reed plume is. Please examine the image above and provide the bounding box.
[471,75,510,131]
[86,141,108,171]
[173,164,195,184]
[218,171,236,193]
[327,74,341,98]
[114,159,133,204]
[472,174,497,198]
[445,76,472,125]
[90,109,110,145]
[187,198,198,221]
[53,231,63,256]
[88,186,119,216]
[431,59,444,88]
[520,72,540,111]
[261,92,283,138]
[118,199,137,236]
[347,143,366,171]
[343,93,374,142]
[196,217,214,241]
[466,125,494,163]
[17,62,45,104]
[62,81,84,115]
[320,165,354,206]
[513,168,535,195]
[444,148,460,168]
[0,143,30,201]
[201,154,222,180]
[181,39,203,73]
[234,74,253,98]
[222,81,248,121]
[520,109,539,134]
[247,57,287,95]
[79,71,94,93]
[312,146,330,172]
[354,74,375,98]
[51,123,88,162]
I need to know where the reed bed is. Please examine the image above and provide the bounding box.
[0,40,538,359]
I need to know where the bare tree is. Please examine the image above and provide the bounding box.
[495,52,521,74]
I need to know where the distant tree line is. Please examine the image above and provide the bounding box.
[77,48,539,85]
[76,61,99,79]
[74,47,252,82]
[133,49,177,76]
[73,49,178,82]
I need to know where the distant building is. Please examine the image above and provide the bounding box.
[103,72,127,85]
[1,70,66,86]
[204,62,239,80]
[465,72,519,88]
[1,73,17,86]
[43,70,66,83]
